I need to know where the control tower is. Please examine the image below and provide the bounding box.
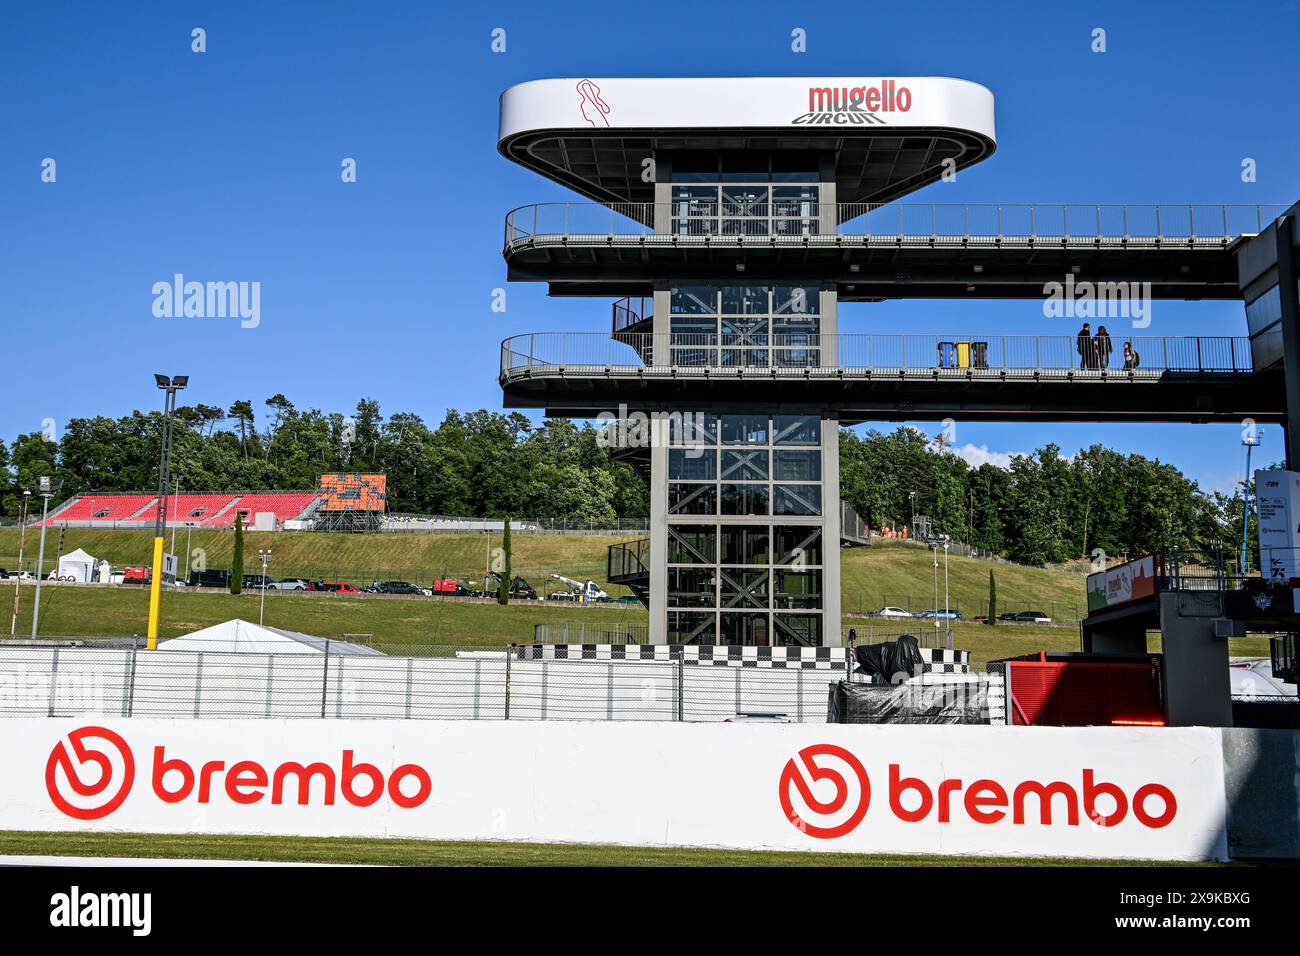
[496,76,1285,648]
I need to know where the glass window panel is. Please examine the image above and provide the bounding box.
[720,526,772,565]
[668,414,717,446]
[669,483,716,516]
[774,484,822,516]
[721,449,769,481]
[775,348,820,367]
[772,415,820,445]
[721,185,768,208]
[720,348,769,368]
[773,613,822,647]
[720,570,769,609]
[669,611,716,643]
[720,415,769,445]
[776,526,822,566]
[668,525,716,564]
[671,316,715,336]
[670,287,717,315]
[721,286,770,315]
[773,450,820,481]
[668,568,715,608]
[719,612,770,645]
[774,570,822,610]
[720,317,769,344]
[668,448,715,480]
[772,316,819,338]
[773,287,820,315]
[721,483,770,516]
[671,185,720,201]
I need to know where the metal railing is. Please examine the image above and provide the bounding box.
[607,537,649,582]
[504,202,1286,247]
[611,295,652,334]
[501,332,1254,380]
[533,622,649,644]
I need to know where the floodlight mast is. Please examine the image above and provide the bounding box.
[147,374,187,649]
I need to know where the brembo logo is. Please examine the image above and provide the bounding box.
[793,81,912,126]
[779,745,1178,838]
[46,727,433,818]
[46,726,135,820]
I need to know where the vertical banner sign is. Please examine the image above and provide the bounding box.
[1255,469,1300,581]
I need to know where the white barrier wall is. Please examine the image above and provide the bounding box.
[6,718,1229,861]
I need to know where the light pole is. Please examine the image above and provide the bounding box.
[258,548,272,626]
[1240,433,1260,577]
[169,475,180,584]
[9,489,31,636]
[942,535,952,649]
[31,476,64,639]
[147,373,188,649]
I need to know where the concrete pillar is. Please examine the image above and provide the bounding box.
[1159,592,1233,727]
[1275,214,1300,466]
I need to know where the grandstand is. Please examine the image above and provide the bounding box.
[41,491,320,530]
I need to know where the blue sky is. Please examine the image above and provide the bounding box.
[2,1,1298,495]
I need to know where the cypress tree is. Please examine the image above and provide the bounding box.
[231,512,244,595]
[988,569,997,625]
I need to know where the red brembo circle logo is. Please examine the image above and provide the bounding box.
[46,726,135,820]
[779,744,871,838]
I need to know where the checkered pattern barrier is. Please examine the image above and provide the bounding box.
[513,643,971,674]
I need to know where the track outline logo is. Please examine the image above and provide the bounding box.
[779,743,871,838]
[46,725,135,820]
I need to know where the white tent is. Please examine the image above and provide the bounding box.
[56,548,99,583]
[158,619,384,656]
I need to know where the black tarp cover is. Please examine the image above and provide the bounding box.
[851,635,925,680]
[827,678,991,724]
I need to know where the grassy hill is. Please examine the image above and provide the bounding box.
[0,527,630,597]
[6,529,1265,664]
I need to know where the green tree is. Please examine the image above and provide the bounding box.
[988,569,997,624]
[228,401,255,459]
[498,518,512,605]
[231,512,244,594]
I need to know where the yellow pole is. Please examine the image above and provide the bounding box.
[146,536,164,650]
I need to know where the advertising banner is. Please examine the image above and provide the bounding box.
[1086,554,1158,612]
[3,719,1228,862]
[1255,469,1300,582]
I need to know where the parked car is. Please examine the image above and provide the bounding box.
[1012,610,1052,623]
[270,578,309,591]
[875,606,913,619]
[188,569,230,589]
[320,582,361,594]
[612,594,643,606]
[997,612,1021,622]
[918,609,963,620]
[378,581,424,595]
[242,574,275,590]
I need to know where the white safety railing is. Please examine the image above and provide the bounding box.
[504,202,1287,247]
[501,333,1254,380]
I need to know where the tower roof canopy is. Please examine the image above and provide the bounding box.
[499,76,996,205]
